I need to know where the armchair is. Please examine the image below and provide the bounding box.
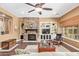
[53,34,63,46]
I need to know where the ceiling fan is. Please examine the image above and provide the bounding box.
[25,3,52,15]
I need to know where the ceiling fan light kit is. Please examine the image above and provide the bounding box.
[35,7,42,12]
[26,3,52,15]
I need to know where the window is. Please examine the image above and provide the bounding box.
[0,12,13,35]
[63,25,79,40]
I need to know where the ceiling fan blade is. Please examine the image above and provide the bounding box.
[35,3,45,7]
[43,8,52,10]
[39,3,45,6]
[25,3,35,7]
[38,11,42,15]
[28,9,35,13]
[35,3,40,7]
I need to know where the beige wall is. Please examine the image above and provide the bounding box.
[59,6,79,48]
[0,7,20,42]
[39,18,57,22]
[59,6,79,22]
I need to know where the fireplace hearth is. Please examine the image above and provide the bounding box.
[28,34,36,41]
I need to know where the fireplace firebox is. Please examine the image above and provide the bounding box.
[28,34,36,41]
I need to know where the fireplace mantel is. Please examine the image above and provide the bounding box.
[25,29,38,33]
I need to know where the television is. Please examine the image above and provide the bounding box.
[42,29,50,34]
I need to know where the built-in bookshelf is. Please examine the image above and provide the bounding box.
[40,23,57,40]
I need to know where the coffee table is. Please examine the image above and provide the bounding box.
[38,43,56,52]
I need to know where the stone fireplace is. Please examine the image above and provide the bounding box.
[23,30,39,42]
[21,18,39,42]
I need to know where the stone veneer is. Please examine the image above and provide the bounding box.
[23,31,39,42]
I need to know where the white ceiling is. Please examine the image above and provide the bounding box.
[0,3,79,18]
